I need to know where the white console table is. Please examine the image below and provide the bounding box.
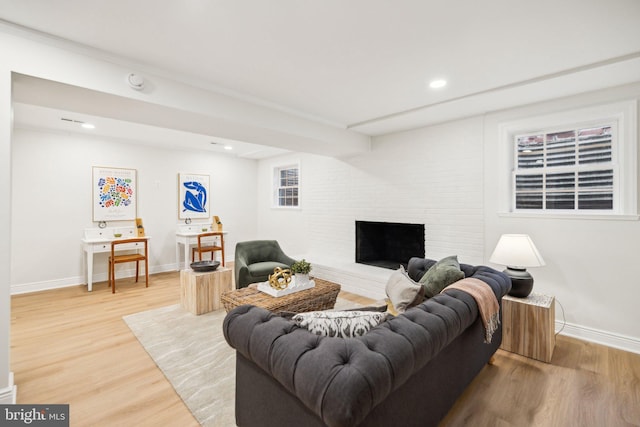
[82,226,150,292]
[175,223,228,270]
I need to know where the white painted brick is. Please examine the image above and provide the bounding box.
[258,117,485,295]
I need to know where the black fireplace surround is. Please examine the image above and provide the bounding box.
[355,220,425,270]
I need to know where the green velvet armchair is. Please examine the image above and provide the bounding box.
[234,240,297,289]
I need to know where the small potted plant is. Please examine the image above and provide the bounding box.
[290,259,312,285]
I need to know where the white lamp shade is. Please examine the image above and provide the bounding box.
[489,234,545,268]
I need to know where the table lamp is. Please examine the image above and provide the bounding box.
[489,234,545,297]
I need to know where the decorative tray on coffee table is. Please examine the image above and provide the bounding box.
[257,278,315,297]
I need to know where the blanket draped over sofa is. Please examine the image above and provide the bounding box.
[443,277,500,343]
[223,258,511,427]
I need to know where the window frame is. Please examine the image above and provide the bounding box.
[272,162,300,209]
[512,122,617,213]
[498,100,637,219]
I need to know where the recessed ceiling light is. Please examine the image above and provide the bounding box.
[61,117,95,129]
[224,145,233,150]
[428,79,447,89]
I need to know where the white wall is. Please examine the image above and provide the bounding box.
[257,83,640,353]
[483,82,640,352]
[0,26,368,400]
[0,68,15,403]
[10,128,258,292]
[257,116,485,298]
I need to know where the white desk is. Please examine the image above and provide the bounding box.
[175,224,227,270]
[82,226,150,291]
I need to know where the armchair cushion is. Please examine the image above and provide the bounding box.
[247,261,291,277]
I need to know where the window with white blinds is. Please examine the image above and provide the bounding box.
[500,100,637,218]
[514,124,615,211]
[273,164,299,207]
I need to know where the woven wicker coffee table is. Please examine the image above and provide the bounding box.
[221,278,341,313]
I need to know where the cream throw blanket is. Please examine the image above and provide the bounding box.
[442,277,500,344]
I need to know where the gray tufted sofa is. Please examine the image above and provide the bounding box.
[223,258,511,427]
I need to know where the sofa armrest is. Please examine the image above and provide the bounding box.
[277,253,297,267]
[234,264,252,289]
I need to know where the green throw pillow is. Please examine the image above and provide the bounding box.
[419,255,465,298]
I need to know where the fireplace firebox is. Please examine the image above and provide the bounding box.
[355,221,425,270]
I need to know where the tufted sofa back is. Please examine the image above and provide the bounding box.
[224,261,510,427]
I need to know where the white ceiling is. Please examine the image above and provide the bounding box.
[12,102,291,159]
[3,0,640,155]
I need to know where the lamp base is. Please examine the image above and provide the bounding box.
[504,267,534,298]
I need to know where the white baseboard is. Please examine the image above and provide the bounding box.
[0,372,16,404]
[11,276,85,295]
[557,321,640,355]
[10,263,179,295]
[309,256,640,355]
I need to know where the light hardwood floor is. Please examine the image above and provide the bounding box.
[10,271,640,426]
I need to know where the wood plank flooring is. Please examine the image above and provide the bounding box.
[441,337,640,427]
[11,272,199,427]
[10,272,640,426]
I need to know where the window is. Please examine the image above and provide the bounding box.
[273,164,299,207]
[499,100,637,218]
[514,125,615,211]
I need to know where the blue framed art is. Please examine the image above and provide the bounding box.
[178,173,210,220]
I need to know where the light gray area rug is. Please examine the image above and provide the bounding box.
[123,298,360,426]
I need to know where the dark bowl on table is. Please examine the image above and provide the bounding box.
[190,260,221,272]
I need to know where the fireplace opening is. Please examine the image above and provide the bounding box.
[355,221,425,270]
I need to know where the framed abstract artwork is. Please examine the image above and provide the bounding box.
[92,166,137,222]
[178,173,210,220]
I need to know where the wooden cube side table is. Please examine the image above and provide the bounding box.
[180,267,232,315]
[500,293,555,363]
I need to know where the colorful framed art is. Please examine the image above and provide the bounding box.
[92,166,137,222]
[178,173,210,220]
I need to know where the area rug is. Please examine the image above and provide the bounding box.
[123,298,360,426]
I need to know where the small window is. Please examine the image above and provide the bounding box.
[499,100,637,218]
[273,164,299,207]
[514,124,615,212]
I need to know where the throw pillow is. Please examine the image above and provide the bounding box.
[385,266,425,313]
[419,255,465,298]
[278,303,388,320]
[292,310,387,338]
